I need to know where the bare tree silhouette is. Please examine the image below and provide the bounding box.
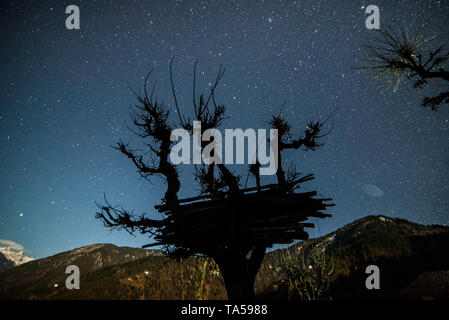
[96,59,334,299]
[358,23,449,110]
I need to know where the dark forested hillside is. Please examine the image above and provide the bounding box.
[1,216,448,300]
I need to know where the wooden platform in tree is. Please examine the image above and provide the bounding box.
[144,174,334,253]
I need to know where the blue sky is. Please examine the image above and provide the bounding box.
[1,0,448,258]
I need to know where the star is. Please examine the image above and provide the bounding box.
[1,0,447,259]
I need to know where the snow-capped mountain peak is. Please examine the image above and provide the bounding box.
[0,247,34,265]
[0,240,34,272]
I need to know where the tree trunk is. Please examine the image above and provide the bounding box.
[213,246,266,300]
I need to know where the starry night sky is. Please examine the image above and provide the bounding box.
[1,0,448,258]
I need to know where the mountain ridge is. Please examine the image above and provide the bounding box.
[1,215,448,300]
[0,243,162,299]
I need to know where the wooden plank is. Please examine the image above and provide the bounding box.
[142,242,163,248]
[154,175,315,210]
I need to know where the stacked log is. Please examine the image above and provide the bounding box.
[143,175,333,252]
